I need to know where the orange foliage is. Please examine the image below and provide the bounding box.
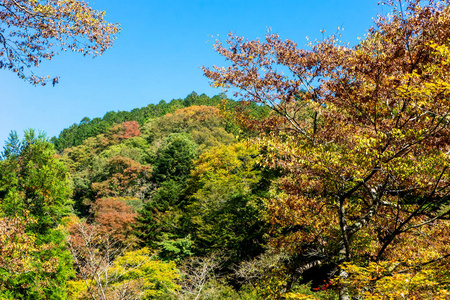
[119,121,142,140]
[106,121,142,145]
[204,0,450,297]
[169,105,220,122]
[93,198,137,242]
[0,0,119,85]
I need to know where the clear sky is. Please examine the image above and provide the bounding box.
[0,0,387,145]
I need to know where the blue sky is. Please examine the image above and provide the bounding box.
[0,0,386,145]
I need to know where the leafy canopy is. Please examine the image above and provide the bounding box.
[0,0,119,85]
[0,130,74,299]
[204,0,450,298]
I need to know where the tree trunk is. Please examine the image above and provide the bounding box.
[339,267,350,300]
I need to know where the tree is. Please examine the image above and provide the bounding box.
[0,129,72,230]
[203,0,450,298]
[135,133,199,249]
[152,133,199,183]
[0,130,75,299]
[66,218,179,300]
[0,0,119,85]
[1,130,21,159]
[172,253,223,300]
[186,142,270,268]
[0,215,75,299]
[60,122,152,217]
[92,197,138,244]
[51,94,229,152]
[91,156,152,199]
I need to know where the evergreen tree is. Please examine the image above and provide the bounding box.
[0,130,74,299]
[135,133,198,249]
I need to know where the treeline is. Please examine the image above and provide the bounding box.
[51,92,230,151]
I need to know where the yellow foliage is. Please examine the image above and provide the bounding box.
[67,247,180,299]
[337,260,449,300]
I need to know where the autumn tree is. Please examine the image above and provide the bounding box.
[60,122,151,217]
[91,156,152,199]
[92,197,138,244]
[0,216,73,299]
[66,218,180,300]
[204,0,450,298]
[0,0,119,85]
[51,93,227,151]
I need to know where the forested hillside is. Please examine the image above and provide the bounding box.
[1,93,279,299]
[1,0,450,299]
[51,92,227,151]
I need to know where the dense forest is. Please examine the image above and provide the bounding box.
[1,0,450,299]
[0,93,279,299]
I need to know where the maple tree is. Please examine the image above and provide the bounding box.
[0,0,119,85]
[92,197,137,243]
[204,0,450,298]
[106,121,142,144]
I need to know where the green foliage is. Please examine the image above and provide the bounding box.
[0,234,74,300]
[0,131,74,299]
[134,179,185,248]
[100,139,148,164]
[68,247,180,299]
[284,281,338,300]
[1,130,21,159]
[109,248,180,299]
[153,133,199,183]
[61,122,153,217]
[192,279,258,300]
[0,130,72,230]
[186,142,271,266]
[156,234,194,262]
[52,93,228,152]
[135,133,199,250]
[0,96,299,298]
[91,156,152,199]
[141,105,235,153]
